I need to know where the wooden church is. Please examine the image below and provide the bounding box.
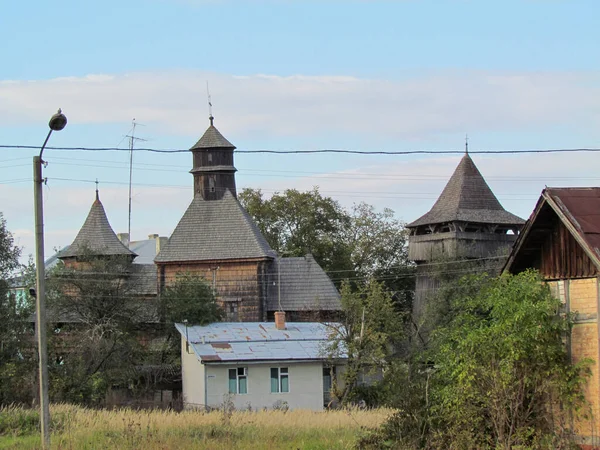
[407,152,525,316]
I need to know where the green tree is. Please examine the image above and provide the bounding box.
[325,280,404,405]
[158,272,223,365]
[361,271,590,449]
[239,187,353,274]
[46,252,147,403]
[239,187,414,302]
[0,214,34,405]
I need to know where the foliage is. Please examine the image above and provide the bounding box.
[325,280,404,405]
[239,187,353,275]
[239,187,414,305]
[0,214,35,406]
[157,272,223,365]
[46,251,147,404]
[0,404,393,450]
[361,270,590,449]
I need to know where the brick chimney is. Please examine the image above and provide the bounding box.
[156,236,168,254]
[117,232,130,247]
[274,311,286,330]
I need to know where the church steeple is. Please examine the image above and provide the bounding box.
[189,117,237,200]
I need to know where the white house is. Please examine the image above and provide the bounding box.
[175,316,346,411]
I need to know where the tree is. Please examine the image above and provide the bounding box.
[46,252,149,403]
[157,272,223,365]
[239,187,414,303]
[0,213,33,405]
[360,271,590,449]
[239,187,353,274]
[325,280,404,405]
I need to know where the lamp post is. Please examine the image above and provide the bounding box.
[34,109,67,449]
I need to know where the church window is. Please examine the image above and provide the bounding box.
[209,176,216,193]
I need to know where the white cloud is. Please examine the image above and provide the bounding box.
[1,69,598,139]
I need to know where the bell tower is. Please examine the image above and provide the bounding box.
[189,116,237,200]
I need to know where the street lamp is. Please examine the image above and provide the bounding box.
[34,108,67,449]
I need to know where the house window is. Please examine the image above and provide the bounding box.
[228,367,248,394]
[270,367,289,393]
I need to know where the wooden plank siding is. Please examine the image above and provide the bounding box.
[539,220,598,279]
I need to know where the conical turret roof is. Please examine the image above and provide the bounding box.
[58,192,136,258]
[190,117,235,150]
[407,154,524,228]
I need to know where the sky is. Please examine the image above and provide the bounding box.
[1,0,600,260]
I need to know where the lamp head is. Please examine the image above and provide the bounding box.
[49,109,67,131]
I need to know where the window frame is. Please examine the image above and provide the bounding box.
[228,367,248,394]
[270,367,290,394]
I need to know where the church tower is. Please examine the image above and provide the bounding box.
[189,116,237,200]
[407,152,525,317]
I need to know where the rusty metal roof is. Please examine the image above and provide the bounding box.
[504,187,600,274]
[175,321,344,363]
[544,187,600,265]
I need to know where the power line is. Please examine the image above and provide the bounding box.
[2,144,600,155]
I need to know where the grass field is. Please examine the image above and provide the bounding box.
[0,404,393,449]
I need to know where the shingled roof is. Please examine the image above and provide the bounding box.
[154,190,276,263]
[58,193,136,259]
[407,154,524,228]
[267,255,341,312]
[190,118,235,150]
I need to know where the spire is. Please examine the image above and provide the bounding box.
[407,154,524,228]
[58,193,136,259]
[465,134,469,154]
[95,179,99,201]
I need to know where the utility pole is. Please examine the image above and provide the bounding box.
[33,109,67,449]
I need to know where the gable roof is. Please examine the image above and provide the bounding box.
[190,121,235,150]
[267,255,341,311]
[504,187,600,274]
[174,321,344,363]
[58,194,136,259]
[154,190,276,263]
[407,154,524,228]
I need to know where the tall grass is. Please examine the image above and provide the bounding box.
[0,404,393,449]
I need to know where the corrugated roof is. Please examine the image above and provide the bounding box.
[190,121,235,150]
[175,321,344,362]
[155,190,276,263]
[408,154,524,228]
[504,187,600,273]
[267,255,341,311]
[58,194,136,259]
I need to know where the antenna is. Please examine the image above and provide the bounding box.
[465,133,469,154]
[207,81,214,125]
[125,119,147,243]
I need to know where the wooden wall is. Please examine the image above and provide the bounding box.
[537,220,598,279]
[158,259,272,321]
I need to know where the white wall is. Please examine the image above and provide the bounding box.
[181,336,205,409]
[205,362,325,411]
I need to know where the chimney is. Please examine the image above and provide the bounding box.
[148,233,159,240]
[274,311,286,330]
[117,232,130,247]
[156,236,168,254]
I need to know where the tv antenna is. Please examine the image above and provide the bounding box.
[125,118,147,242]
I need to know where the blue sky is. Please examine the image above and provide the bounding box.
[1,0,600,259]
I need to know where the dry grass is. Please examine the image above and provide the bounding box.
[0,404,394,449]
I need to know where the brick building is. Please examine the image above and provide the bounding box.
[504,187,600,448]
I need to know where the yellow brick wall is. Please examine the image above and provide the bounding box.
[569,278,599,438]
[570,278,598,316]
